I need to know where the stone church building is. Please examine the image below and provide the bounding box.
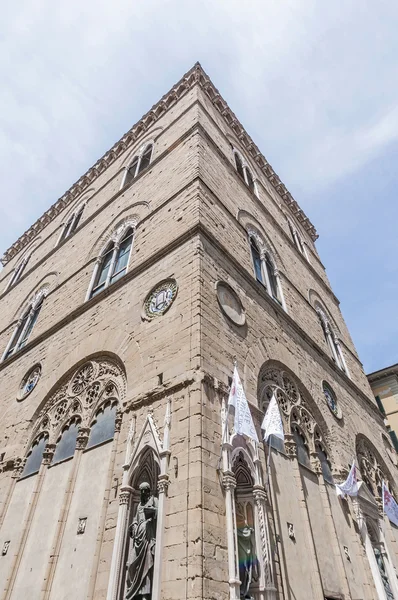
[0,63,397,600]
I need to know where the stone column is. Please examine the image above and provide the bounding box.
[223,471,240,599]
[380,529,398,599]
[85,257,102,301]
[273,268,287,312]
[106,484,133,600]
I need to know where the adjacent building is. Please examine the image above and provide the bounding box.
[368,363,398,452]
[0,62,397,600]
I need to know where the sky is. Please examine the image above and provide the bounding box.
[1,0,398,374]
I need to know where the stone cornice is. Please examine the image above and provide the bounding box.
[2,62,317,265]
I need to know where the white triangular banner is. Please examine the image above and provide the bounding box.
[336,461,359,497]
[228,366,258,443]
[383,481,398,527]
[261,393,284,443]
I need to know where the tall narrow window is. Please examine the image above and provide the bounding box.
[123,144,153,188]
[316,444,333,484]
[250,238,263,283]
[288,220,309,261]
[88,225,135,300]
[58,203,85,245]
[87,403,117,449]
[52,420,80,464]
[233,150,258,195]
[3,294,45,361]
[265,253,280,303]
[20,434,48,478]
[316,306,348,376]
[6,254,30,290]
[292,427,311,469]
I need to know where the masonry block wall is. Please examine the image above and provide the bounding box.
[0,63,396,600]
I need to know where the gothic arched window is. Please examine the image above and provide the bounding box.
[292,426,311,469]
[87,402,117,449]
[88,226,134,299]
[315,304,349,376]
[58,203,85,245]
[234,150,258,196]
[52,419,80,465]
[316,443,333,484]
[123,143,153,188]
[21,433,48,478]
[6,252,32,291]
[2,291,46,361]
[287,219,309,261]
[248,232,284,308]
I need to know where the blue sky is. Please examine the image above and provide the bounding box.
[1,1,397,373]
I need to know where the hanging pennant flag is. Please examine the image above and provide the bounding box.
[261,393,284,443]
[382,481,398,527]
[336,461,359,498]
[228,366,259,442]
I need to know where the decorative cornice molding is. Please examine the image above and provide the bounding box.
[2,62,317,265]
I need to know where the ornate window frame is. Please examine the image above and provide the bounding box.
[85,220,136,300]
[121,141,154,189]
[314,303,349,377]
[56,201,86,246]
[247,227,287,311]
[287,218,310,262]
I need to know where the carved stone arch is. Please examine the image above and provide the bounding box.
[86,202,149,262]
[237,210,284,269]
[309,290,340,335]
[12,273,58,321]
[356,434,396,498]
[121,130,160,168]
[62,187,94,221]
[227,134,258,175]
[53,414,82,445]
[130,446,160,492]
[258,360,332,455]
[26,356,125,448]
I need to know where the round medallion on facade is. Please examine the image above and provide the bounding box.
[322,381,342,419]
[216,281,245,326]
[144,279,178,319]
[70,362,95,395]
[18,364,41,400]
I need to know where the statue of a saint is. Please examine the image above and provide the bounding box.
[126,482,158,600]
[237,525,259,599]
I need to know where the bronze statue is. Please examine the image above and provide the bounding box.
[126,482,158,600]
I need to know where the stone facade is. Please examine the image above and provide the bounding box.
[0,62,397,600]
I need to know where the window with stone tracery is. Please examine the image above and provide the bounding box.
[314,303,349,376]
[88,224,135,299]
[52,418,80,464]
[6,251,32,291]
[356,436,392,500]
[87,402,117,449]
[2,289,47,361]
[248,230,284,308]
[287,219,310,262]
[122,143,153,188]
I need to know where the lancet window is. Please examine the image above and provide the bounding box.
[122,142,153,188]
[315,304,349,376]
[287,219,310,261]
[2,288,47,361]
[248,229,285,309]
[6,251,32,291]
[87,222,135,299]
[234,149,258,195]
[57,202,85,245]
[20,358,124,477]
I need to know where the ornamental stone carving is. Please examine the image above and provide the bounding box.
[18,364,41,400]
[143,279,178,320]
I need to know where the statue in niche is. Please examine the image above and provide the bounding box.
[126,482,158,600]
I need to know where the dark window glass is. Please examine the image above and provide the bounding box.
[245,167,255,192]
[250,238,263,283]
[60,216,74,243]
[91,245,114,297]
[269,434,285,453]
[87,404,116,449]
[21,435,48,478]
[138,145,153,174]
[293,428,311,469]
[110,230,133,284]
[124,156,139,187]
[52,422,79,464]
[317,446,334,484]
[235,153,245,180]
[265,255,279,301]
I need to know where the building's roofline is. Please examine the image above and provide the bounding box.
[367,363,398,382]
[1,62,318,266]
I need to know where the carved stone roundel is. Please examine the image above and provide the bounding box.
[18,364,42,400]
[70,362,95,395]
[322,382,342,419]
[216,281,245,326]
[144,279,178,319]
